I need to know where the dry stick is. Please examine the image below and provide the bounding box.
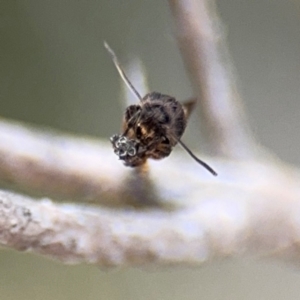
[0,118,300,266]
[0,118,216,207]
[1,162,300,267]
[169,0,256,158]
[121,58,149,107]
[0,118,123,206]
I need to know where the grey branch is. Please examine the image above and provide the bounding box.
[0,118,124,206]
[0,114,299,266]
[0,155,300,266]
[169,0,256,158]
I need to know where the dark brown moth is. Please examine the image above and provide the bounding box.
[105,42,217,176]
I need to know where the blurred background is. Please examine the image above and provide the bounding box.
[1,1,300,299]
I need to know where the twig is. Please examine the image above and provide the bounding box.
[169,0,256,158]
[0,117,219,207]
[0,159,300,267]
[0,117,298,266]
[121,58,149,107]
[0,118,122,205]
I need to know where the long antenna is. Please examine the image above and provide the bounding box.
[177,139,218,176]
[104,41,143,101]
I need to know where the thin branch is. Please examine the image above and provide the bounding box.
[0,117,221,207]
[121,58,149,107]
[0,119,299,266]
[1,159,300,267]
[169,0,256,158]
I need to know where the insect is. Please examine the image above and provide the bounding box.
[105,42,217,176]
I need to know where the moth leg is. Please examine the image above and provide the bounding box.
[148,145,172,160]
[147,138,172,160]
[124,105,141,122]
[122,104,141,133]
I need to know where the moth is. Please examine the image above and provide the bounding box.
[105,42,217,176]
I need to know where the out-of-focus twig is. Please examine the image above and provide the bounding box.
[0,119,299,267]
[1,158,300,267]
[0,118,218,207]
[169,0,256,158]
[0,118,123,205]
[121,58,149,107]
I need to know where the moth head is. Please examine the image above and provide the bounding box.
[110,135,137,158]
